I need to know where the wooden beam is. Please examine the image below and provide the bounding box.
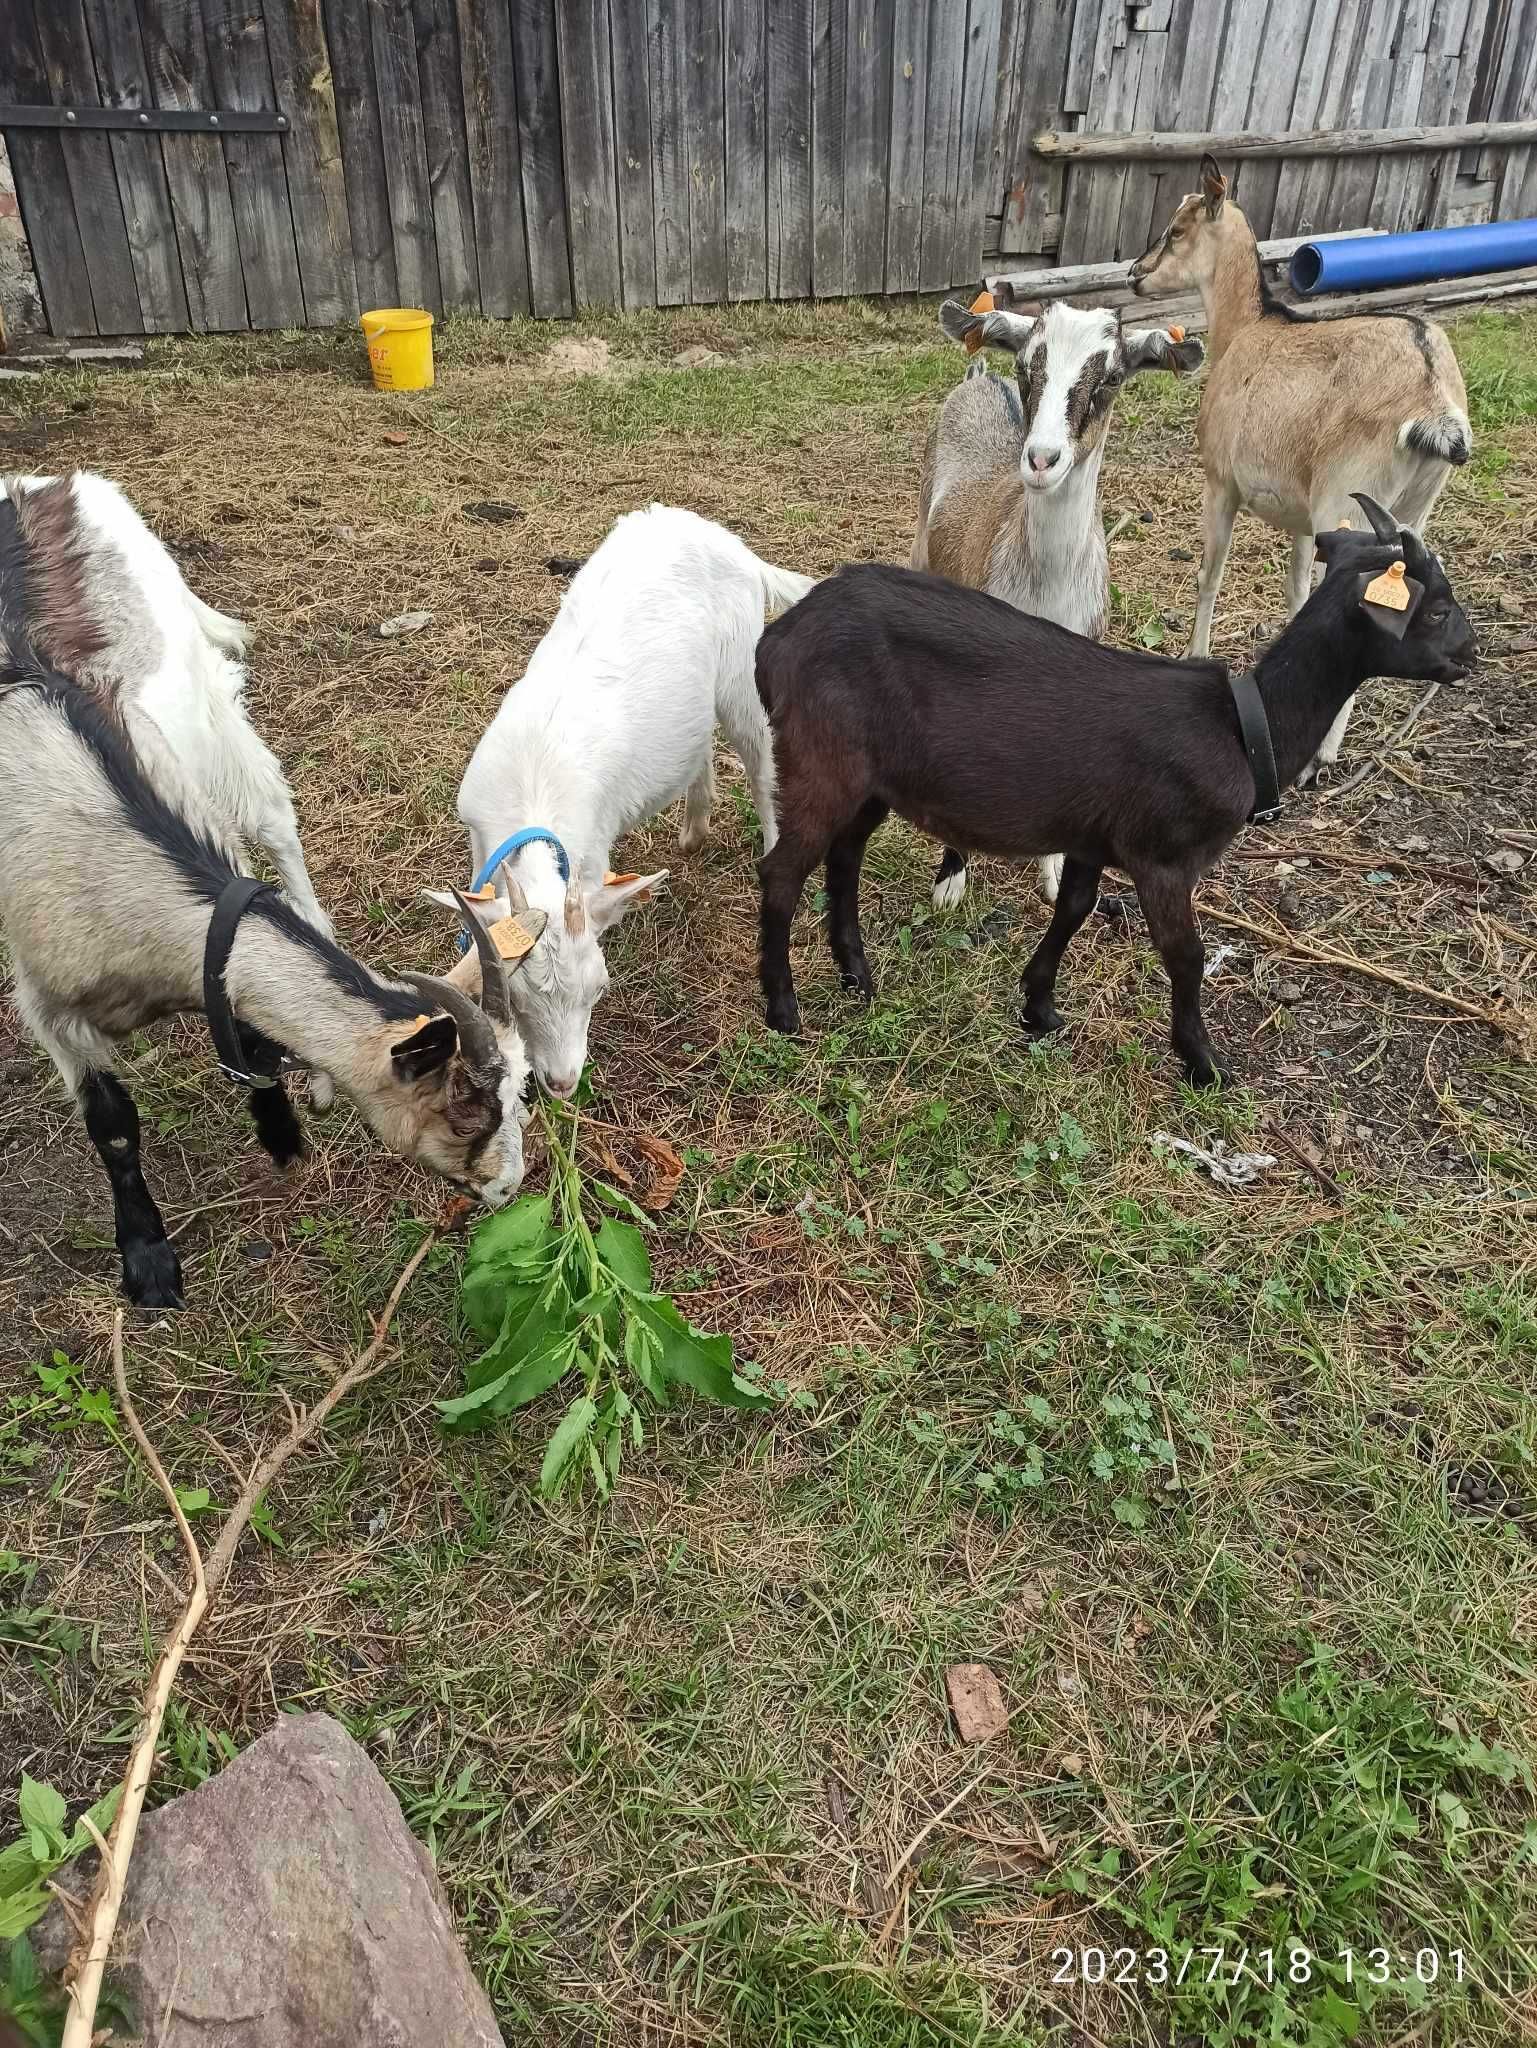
[987,226,1379,301]
[1033,115,1537,160]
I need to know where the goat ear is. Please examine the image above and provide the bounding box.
[586,869,668,934]
[1123,328,1206,378]
[390,1013,458,1082]
[1200,153,1228,217]
[938,296,1035,355]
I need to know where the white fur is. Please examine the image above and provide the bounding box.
[4,472,339,1107]
[451,504,814,1094]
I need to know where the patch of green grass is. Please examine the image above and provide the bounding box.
[1453,310,1537,430]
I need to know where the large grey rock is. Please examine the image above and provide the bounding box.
[40,1713,503,2048]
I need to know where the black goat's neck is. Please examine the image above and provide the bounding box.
[1246,599,1371,789]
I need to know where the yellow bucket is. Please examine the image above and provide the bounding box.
[360,307,434,391]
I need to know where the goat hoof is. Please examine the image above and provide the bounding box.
[1021,1003,1065,1040]
[1095,892,1134,927]
[122,1240,184,1310]
[1182,1054,1232,1090]
[839,968,875,1004]
[765,997,802,1036]
[679,826,711,854]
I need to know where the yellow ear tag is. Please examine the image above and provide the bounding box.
[410,1014,432,1032]
[466,883,496,901]
[603,869,652,900]
[1167,323,1185,342]
[488,914,540,961]
[964,288,994,354]
[1363,559,1409,610]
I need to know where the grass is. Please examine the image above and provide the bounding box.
[2,295,1536,2048]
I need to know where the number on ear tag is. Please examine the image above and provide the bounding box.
[1363,560,1410,610]
[488,912,542,961]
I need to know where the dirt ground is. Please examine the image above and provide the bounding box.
[2,300,1534,2048]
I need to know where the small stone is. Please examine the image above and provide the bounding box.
[546,555,584,577]
[672,344,728,367]
[1274,980,1305,1004]
[1484,847,1526,874]
[1060,1752,1084,1777]
[1394,834,1431,854]
[1494,593,1522,619]
[242,1240,274,1264]
[473,556,499,573]
[1168,546,1194,561]
[382,431,409,447]
[946,1662,1009,1743]
[462,500,524,524]
[1139,509,1154,523]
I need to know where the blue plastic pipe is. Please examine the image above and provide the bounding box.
[1290,217,1537,295]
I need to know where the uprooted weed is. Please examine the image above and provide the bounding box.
[1,301,1534,2047]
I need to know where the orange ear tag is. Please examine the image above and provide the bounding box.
[1167,324,1186,342]
[964,288,994,354]
[487,916,538,961]
[603,869,653,900]
[465,883,496,901]
[1363,559,1410,610]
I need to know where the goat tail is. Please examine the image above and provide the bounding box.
[1399,409,1471,467]
[757,560,818,624]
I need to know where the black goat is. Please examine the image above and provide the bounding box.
[755,496,1475,1087]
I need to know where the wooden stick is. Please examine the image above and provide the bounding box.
[61,1232,437,2048]
[1032,116,1537,161]
[1321,680,1441,800]
[987,229,1379,302]
[1204,905,1536,1045]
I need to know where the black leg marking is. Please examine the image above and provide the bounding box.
[79,1071,184,1310]
[239,1030,304,1167]
[1131,863,1230,1088]
[759,829,829,1035]
[825,798,889,1004]
[1020,859,1103,1039]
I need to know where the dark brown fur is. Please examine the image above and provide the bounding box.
[6,477,109,682]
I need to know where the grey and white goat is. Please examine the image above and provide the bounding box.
[913,286,1203,903]
[0,478,542,1309]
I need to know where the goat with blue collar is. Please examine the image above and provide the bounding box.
[437,503,815,1096]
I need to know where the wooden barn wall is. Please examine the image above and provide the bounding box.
[992,0,1537,266]
[1,0,1532,337]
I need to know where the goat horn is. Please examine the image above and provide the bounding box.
[498,862,530,915]
[398,971,503,1082]
[1351,493,1402,546]
[450,887,513,1026]
[564,874,586,937]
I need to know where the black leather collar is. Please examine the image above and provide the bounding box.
[1229,671,1282,825]
[202,877,296,1090]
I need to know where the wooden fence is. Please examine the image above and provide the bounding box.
[1,0,1534,338]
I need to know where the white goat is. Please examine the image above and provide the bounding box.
[445,504,814,1096]
[913,286,1203,902]
[1131,156,1471,779]
[1,476,541,1308]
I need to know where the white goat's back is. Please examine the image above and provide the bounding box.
[459,503,812,871]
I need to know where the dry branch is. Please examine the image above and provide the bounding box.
[61,1231,438,2048]
[1204,905,1536,1046]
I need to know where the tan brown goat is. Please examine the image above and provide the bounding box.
[1131,155,1470,780]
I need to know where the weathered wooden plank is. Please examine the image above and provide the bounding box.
[1033,109,1537,160]
[884,0,926,290]
[1117,0,1221,261]
[768,0,812,297]
[259,0,355,323]
[512,0,573,315]
[31,0,143,332]
[990,224,1381,298]
[1287,0,1366,233]
[78,0,191,329]
[136,0,248,331]
[1394,51,1455,228]
[724,0,767,299]
[1057,0,1123,262]
[1229,0,1312,240]
[198,0,305,328]
[1114,29,1168,262]
[558,0,622,308]
[1494,19,1537,218]
[842,0,893,290]
[1063,0,1114,115]
[952,0,1003,281]
[1325,51,1396,230]
[1427,0,1480,226]
[647,0,689,303]
[811,0,847,293]
[998,0,1087,257]
[1074,28,1145,263]
[1267,0,1346,238]
[454,0,529,317]
[412,0,479,311]
[367,0,441,313]
[0,3,99,333]
[1371,32,1430,234]
[684,0,726,301]
[918,0,967,287]
[608,0,655,307]
[324,0,397,311]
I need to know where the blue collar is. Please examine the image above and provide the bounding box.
[457,828,572,954]
[472,827,571,891]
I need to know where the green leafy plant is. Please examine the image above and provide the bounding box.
[0,1776,122,1941]
[438,1104,769,1496]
